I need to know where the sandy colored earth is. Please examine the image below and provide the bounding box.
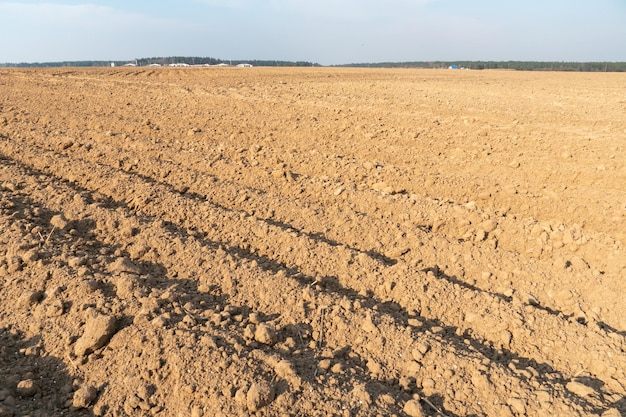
[0,67,625,417]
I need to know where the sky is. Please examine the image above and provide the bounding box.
[1,0,625,65]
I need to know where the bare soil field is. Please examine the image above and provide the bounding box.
[0,67,625,417]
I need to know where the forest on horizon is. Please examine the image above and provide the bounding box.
[2,57,626,72]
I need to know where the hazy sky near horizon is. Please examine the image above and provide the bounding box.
[1,0,625,65]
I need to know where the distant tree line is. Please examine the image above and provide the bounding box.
[0,56,319,68]
[137,57,318,67]
[2,58,624,71]
[336,61,626,72]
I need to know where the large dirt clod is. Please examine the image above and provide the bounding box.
[74,314,117,357]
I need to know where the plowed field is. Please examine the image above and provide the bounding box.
[0,67,625,417]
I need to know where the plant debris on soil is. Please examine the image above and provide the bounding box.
[0,67,625,417]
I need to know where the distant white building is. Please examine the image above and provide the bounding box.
[236,63,253,68]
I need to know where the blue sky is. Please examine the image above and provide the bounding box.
[1,0,625,65]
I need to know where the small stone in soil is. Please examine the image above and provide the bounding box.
[109,257,143,275]
[274,360,297,378]
[73,385,98,409]
[16,379,38,397]
[246,381,275,411]
[50,214,69,230]
[403,399,425,417]
[254,323,276,345]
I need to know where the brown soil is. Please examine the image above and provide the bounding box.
[0,67,625,417]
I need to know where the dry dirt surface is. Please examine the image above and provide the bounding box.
[0,67,625,417]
